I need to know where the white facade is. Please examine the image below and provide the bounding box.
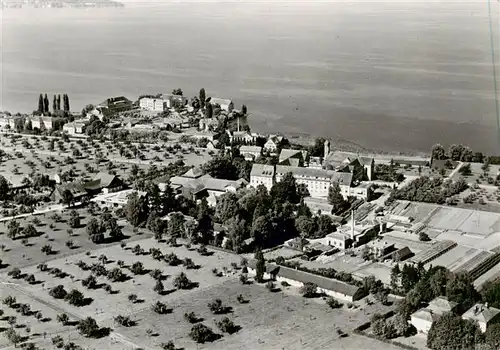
[263,139,278,153]
[139,97,165,112]
[239,146,262,161]
[63,122,84,135]
[275,165,334,198]
[249,164,275,191]
[410,311,434,334]
[209,98,233,111]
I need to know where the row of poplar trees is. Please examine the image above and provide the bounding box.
[37,94,70,114]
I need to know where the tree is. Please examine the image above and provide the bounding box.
[61,189,74,207]
[107,267,126,282]
[5,329,22,347]
[77,317,99,338]
[65,289,85,306]
[86,218,102,236]
[419,232,430,241]
[82,274,97,289]
[152,301,170,314]
[216,317,240,334]
[446,272,478,309]
[49,285,68,299]
[41,244,53,255]
[326,297,342,309]
[215,192,239,223]
[427,313,481,350]
[125,191,148,227]
[38,93,44,113]
[130,261,144,275]
[44,93,49,113]
[431,144,447,161]
[53,95,57,112]
[0,175,11,201]
[23,224,37,238]
[241,104,247,115]
[300,282,318,298]
[328,183,348,214]
[57,313,70,326]
[189,323,217,343]
[69,210,80,228]
[146,211,165,240]
[295,215,316,238]
[206,102,213,119]
[485,324,500,349]
[173,272,192,289]
[251,215,273,245]
[172,88,183,96]
[270,172,299,204]
[199,88,206,108]
[167,212,185,238]
[114,315,135,327]
[255,250,265,283]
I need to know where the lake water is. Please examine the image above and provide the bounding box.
[1,1,499,153]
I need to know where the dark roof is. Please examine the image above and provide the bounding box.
[93,172,120,188]
[247,260,361,297]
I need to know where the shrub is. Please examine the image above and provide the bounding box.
[208,299,229,314]
[114,315,136,327]
[300,282,318,298]
[173,272,193,290]
[154,280,164,294]
[152,301,170,314]
[82,275,97,289]
[160,341,176,350]
[149,269,163,280]
[65,289,85,306]
[52,335,64,348]
[128,294,138,303]
[326,297,342,309]
[184,311,198,323]
[239,274,248,285]
[77,317,100,338]
[216,316,240,334]
[49,285,68,299]
[189,324,217,343]
[266,281,276,291]
[57,313,69,326]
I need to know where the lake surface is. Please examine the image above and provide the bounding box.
[1,1,499,153]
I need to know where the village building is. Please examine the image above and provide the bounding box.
[367,239,395,258]
[209,97,234,112]
[462,303,500,332]
[91,189,147,209]
[139,97,166,112]
[275,165,335,198]
[228,130,255,144]
[97,96,133,113]
[324,143,375,181]
[249,164,275,191]
[278,149,308,167]
[51,181,90,204]
[162,93,188,108]
[410,296,459,334]
[62,121,84,135]
[239,145,262,161]
[246,260,366,302]
[263,135,287,153]
[199,118,220,131]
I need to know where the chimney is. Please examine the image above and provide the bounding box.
[351,210,355,240]
[237,116,240,132]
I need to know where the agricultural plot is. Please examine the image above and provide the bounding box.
[112,279,395,350]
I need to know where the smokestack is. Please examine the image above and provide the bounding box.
[351,210,355,240]
[237,116,240,132]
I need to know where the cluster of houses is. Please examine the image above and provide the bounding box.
[248,140,374,201]
[410,296,500,335]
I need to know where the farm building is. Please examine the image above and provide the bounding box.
[246,260,366,302]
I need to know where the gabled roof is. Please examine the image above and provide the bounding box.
[411,308,439,323]
[331,172,353,186]
[92,172,120,188]
[247,260,361,297]
[428,296,458,314]
[278,149,307,163]
[275,165,336,180]
[250,164,275,178]
[182,167,204,179]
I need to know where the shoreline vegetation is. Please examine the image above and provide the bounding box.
[1,0,124,8]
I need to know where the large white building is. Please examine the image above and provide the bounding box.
[239,145,262,161]
[249,164,275,191]
[275,165,335,198]
[410,297,458,334]
[139,97,166,112]
[63,121,84,135]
